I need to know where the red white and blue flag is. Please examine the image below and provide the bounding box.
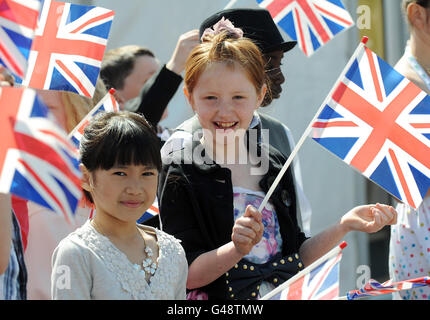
[347,276,430,300]
[311,42,430,209]
[256,0,354,57]
[68,88,120,149]
[20,0,114,97]
[0,0,41,78]
[262,242,346,300]
[0,86,82,224]
[137,198,159,224]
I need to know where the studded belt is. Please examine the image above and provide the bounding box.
[224,252,304,300]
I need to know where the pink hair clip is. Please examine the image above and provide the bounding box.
[201,17,244,41]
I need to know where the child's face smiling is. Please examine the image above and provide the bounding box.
[86,163,158,222]
[187,62,265,146]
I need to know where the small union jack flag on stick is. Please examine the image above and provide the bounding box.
[312,37,430,209]
[0,0,41,78]
[344,276,430,300]
[0,86,82,224]
[20,0,114,97]
[68,88,120,149]
[262,242,346,300]
[256,0,354,57]
[258,37,430,222]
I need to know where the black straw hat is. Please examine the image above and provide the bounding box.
[199,8,297,54]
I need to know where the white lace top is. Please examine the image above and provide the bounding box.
[51,221,187,300]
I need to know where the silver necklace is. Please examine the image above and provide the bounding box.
[142,246,157,275]
[133,232,157,276]
[91,220,157,276]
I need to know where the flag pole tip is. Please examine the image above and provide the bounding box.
[109,88,116,94]
[339,241,348,250]
[361,36,369,44]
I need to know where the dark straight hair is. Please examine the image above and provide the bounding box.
[100,46,155,91]
[80,111,161,202]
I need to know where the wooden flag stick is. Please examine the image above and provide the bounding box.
[258,37,369,213]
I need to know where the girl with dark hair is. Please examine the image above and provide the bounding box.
[25,79,107,300]
[51,111,187,300]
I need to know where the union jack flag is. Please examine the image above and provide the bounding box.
[311,41,430,209]
[68,88,120,149]
[0,0,41,78]
[256,0,354,57]
[0,86,82,224]
[262,242,346,300]
[347,276,430,300]
[137,198,159,224]
[20,0,114,97]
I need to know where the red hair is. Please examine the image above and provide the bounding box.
[184,30,269,97]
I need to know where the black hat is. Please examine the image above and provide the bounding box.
[199,8,297,54]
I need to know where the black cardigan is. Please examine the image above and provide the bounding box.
[125,65,183,129]
[158,139,308,299]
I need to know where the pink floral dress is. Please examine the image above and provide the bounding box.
[186,187,283,300]
[232,187,283,264]
[232,187,283,297]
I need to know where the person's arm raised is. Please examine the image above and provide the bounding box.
[166,29,200,76]
[132,30,199,126]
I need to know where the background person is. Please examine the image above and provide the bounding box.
[389,0,430,300]
[0,67,27,300]
[101,30,200,139]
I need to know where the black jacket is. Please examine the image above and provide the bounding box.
[158,138,308,299]
[125,65,183,129]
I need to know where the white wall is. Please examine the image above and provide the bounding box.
[72,0,408,296]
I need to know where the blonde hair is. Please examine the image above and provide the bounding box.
[61,78,108,133]
[184,30,268,97]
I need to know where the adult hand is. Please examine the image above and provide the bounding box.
[340,203,397,234]
[166,29,200,75]
[231,205,264,256]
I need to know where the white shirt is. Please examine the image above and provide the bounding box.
[51,221,187,300]
[24,203,90,300]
